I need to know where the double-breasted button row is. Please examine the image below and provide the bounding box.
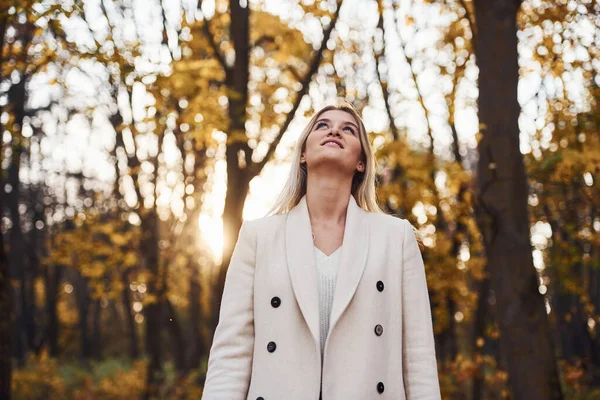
[375,283,385,394]
[267,298,279,365]
[375,282,384,337]
[257,321,278,398]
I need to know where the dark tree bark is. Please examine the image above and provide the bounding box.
[214,0,252,331]
[470,277,490,400]
[0,218,10,399]
[545,198,600,384]
[26,186,45,355]
[7,77,29,366]
[187,264,205,373]
[143,210,163,400]
[73,273,91,363]
[121,269,139,359]
[44,264,61,357]
[91,299,102,360]
[0,7,12,399]
[472,0,563,398]
[4,10,36,365]
[162,299,186,374]
[157,223,186,376]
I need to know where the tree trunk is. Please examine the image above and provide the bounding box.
[44,264,61,357]
[212,0,252,331]
[91,299,102,360]
[74,274,91,364]
[187,264,205,372]
[27,188,44,355]
[7,76,28,366]
[163,299,186,374]
[122,269,139,359]
[0,229,10,399]
[143,210,163,400]
[1,8,13,397]
[588,203,600,385]
[471,277,490,400]
[546,197,599,383]
[0,179,11,400]
[472,0,563,398]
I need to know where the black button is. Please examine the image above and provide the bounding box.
[267,341,277,353]
[374,324,383,336]
[257,398,264,400]
[377,382,385,393]
[377,281,384,292]
[271,296,281,308]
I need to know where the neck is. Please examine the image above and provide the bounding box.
[305,172,351,227]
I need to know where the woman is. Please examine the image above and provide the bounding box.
[202,102,440,399]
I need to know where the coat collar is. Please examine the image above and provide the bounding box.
[285,194,370,355]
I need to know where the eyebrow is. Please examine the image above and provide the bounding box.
[315,118,359,131]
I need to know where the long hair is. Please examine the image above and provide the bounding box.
[267,102,384,215]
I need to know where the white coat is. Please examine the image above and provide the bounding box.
[202,195,441,399]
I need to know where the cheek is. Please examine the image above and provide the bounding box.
[307,133,318,146]
[305,132,324,153]
[350,138,363,158]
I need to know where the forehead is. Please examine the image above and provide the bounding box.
[317,110,358,126]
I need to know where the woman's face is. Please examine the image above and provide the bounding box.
[301,109,365,176]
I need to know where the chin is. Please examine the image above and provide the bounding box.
[311,158,354,174]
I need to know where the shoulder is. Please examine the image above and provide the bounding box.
[363,211,419,247]
[241,213,286,232]
[364,211,410,232]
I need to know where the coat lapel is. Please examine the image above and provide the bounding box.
[327,195,369,338]
[285,196,320,349]
[285,195,370,353]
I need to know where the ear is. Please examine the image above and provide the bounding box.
[300,153,306,163]
[356,160,365,172]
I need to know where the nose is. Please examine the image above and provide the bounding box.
[328,124,341,137]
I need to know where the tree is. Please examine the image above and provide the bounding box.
[0,212,10,399]
[0,4,12,398]
[472,0,563,398]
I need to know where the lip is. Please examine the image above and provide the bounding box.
[321,138,344,149]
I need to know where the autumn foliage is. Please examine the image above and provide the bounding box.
[1,0,599,399]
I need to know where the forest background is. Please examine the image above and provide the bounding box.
[0,0,598,399]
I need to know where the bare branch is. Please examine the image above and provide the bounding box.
[373,0,400,141]
[159,0,174,61]
[392,0,434,153]
[198,0,230,75]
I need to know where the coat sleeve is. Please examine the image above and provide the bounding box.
[202,220,257,399]
[401,219,441,399]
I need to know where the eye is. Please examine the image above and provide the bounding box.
[344,126,356,135]
[315,121,328,129]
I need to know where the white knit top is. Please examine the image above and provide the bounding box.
[314,245,342,358]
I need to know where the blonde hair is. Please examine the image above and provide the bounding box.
[267,102,384,215]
